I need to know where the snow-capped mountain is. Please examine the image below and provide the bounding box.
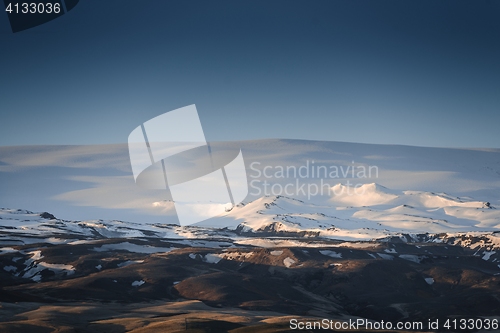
[2,182,500,252]
[202,182,499,239]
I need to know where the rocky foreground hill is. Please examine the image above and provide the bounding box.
[1,208,499,332]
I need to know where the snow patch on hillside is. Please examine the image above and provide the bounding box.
[283,257,296,268]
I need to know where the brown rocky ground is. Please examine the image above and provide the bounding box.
[1,238,499,332]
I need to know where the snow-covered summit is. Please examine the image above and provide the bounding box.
[190,182,499,240]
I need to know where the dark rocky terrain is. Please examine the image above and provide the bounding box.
[1,220,500,332]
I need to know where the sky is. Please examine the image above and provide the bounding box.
[1,0,499,148]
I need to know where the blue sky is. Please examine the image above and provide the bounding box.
[1,0,499,148]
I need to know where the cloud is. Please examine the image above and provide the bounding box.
[53,175,177,217]
[0,144,131,172]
